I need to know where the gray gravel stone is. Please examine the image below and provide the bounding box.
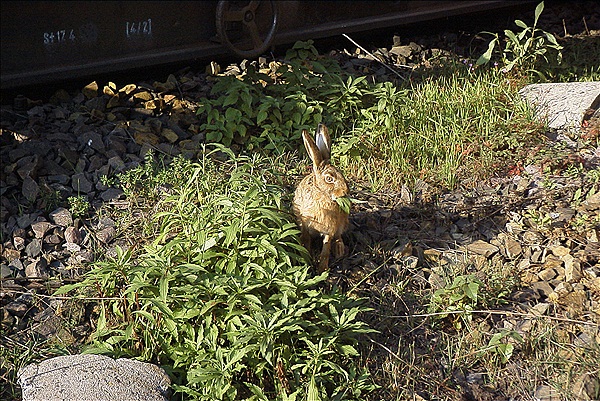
[13,236,26,251]
[100,187,124,201]
[5,300,29,317]
[31,221,54,238]
[24,238,42,258]
[64,226,82,244]
[531,281,554,298]
[96,226,116,244]
[25,258,47,278]
[1,264,13,278]
[22,175,39,203]
[71,172,94,193]
[564,254,582,282]
[17,213,40,229]
[465,240,499,257]
[18,354,171,401]
[79,131,106,152]
[16,155,40,180]
[533,384,562,401]
[107,155,126,172]
[8,258,24,272]
[504,238,522,259]
[49,207,73,227]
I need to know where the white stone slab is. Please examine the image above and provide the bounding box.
[519,82,600,133]
[18,354,171,401]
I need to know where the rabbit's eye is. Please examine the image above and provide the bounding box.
[324,175,334,183]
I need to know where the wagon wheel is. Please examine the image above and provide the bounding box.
[216,0,279,59]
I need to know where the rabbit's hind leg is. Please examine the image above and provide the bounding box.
[300,227,312,256]
[317,234,331,273]
[332,237,345,259]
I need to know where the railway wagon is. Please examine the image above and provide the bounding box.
[1,1,523,89]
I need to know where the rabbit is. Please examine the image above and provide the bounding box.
[292,124,349,273]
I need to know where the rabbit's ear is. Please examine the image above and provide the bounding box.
[302,129,323,172]
[315,124,331,162]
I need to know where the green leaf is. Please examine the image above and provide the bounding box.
[534,1,544,26]
[133,310,156,324]
[337,344,360,357]
[514,19,528,29]
[257,109,268,124]
[464,282,479,302]
[476,38,498,66]
[96,304,107,334]
[225,107,242,122]
[245,383,269,400]
[159,276,169,303]
[335,197,352,214]
[223,91,239,107]
[307,375,321,401]
[150,299,173,316]
[504,30,518,45]
[52,282,84,295]
[488,332,504,346]
[498,343,514,363]
[199,299,222,316]
[206,130,223,143]
[237,124,247,138]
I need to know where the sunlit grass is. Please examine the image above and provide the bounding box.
[335,65,544,192]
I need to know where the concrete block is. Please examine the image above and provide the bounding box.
[18,354,171,401]
[519,82,600,134]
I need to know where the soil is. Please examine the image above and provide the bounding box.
[1,1,599,400]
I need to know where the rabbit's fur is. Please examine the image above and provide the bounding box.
[292,124,349,272]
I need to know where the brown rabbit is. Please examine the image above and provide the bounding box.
[292,124,349,273]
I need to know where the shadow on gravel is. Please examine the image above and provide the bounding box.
[324,172,599,400]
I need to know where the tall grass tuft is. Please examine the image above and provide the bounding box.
[334,66,543,191]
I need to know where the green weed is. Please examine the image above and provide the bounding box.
[67,195,90,218]
[428,274,483,329]
[56,146,376,400]
[477,329,524,364]
[477,1,563,75]
[334,66,541,191]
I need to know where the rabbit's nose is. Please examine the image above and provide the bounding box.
[332,187,348,200]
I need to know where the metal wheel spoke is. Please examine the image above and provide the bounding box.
[246,21,262,49]
[247,1,260,12]
[223,9,244,22]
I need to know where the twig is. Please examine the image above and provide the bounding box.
[366,336,403,362]
[2,288,124,301]
[342,34,408,80]
[387,309,599,327]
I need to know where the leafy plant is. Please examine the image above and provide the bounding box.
[478,329,524,364]
[476,1,563,74]
[67,195,90,218]
[586,168,600,184]
[195,42,336,152]
[334,65,542,191]
[524,209,553,230]
[56,146,376,400]
[39,186,62,212]
[116,149,193,204]
[195,40,389,154]
[428,274,483,329]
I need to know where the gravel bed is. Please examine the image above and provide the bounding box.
[1,1,599,400]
